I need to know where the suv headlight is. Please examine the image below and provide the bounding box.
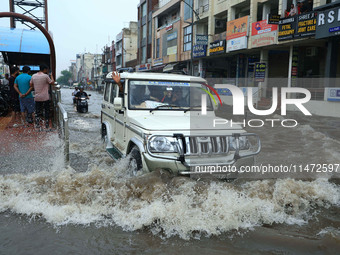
[148,136,179,153]
[229,136,250,151]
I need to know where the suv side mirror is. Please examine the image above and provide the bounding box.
[114,97,123,111]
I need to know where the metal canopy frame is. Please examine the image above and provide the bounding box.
[9,0,48,30]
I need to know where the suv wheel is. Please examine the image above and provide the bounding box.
[128,146,143,176]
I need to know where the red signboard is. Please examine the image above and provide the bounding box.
[251,20,278,36]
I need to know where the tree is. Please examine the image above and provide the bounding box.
[57,70,72,85]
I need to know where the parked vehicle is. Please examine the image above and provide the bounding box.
[101,71,261,177]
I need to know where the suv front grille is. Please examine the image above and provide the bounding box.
[185,136,229,155]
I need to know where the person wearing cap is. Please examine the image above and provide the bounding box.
[14,66,34,125]
[30,64,55,128]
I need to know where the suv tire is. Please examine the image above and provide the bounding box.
[128,146,143,176]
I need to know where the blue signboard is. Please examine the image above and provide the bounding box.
[167,31,177,41]
[328,88,340,101]
[196,35,208,45]
[193,45,207,58]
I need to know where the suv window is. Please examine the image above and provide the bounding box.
[128,80,214,110]
[104,83,110,102]
[110,84,118,104]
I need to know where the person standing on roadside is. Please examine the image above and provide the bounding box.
[8,67,21,125]
[30,64,55,128]
[14,66,34,125]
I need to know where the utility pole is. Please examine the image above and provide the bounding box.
[182,0,200,76]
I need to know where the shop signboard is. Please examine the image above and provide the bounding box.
[278,16,296,41]
[295,12,317,38]
[254,63,266,82]
[137,63,151,71]
[167,46,177,55]
[209,40,226,55]
[196,35,209,45]
[327,88,340,101]
[167,31,177,41]
[165,24,173,32]
[226,36,248,52]
[251,31,278,48]
[316,7,340,39]
[193,45,207,58]
[226,16,249,40]
[252,20,278,36]
[267,14,280,24]
[154,58,163,66]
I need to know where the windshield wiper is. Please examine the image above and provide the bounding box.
[184,105,201,113]
[150,104,181,113]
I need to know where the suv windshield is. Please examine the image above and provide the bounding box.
[128,80,214,111]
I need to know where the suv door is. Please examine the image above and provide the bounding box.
[114,81,126,150]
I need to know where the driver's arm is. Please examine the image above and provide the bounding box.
[112,71,123,93]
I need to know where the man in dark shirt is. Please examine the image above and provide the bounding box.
[8,66,21,125]
[75,86,89,100]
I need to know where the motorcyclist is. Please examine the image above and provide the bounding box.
[75,86,89,100]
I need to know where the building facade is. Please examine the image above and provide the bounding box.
[115,22,138,70]
[136,0,159,72]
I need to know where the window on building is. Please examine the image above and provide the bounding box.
[142,46,147,64]
[148,20,152,37]
[156,38,160,58]
[183,25,192,52]
[142,24,147,39]
[142,3,147,17]
[184,0,193,20]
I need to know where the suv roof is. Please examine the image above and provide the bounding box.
[105,71,206,83]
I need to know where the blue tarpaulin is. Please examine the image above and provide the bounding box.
[0,26,49,54]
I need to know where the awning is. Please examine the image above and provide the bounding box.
[163,63,178,72]
[0,27,50,66]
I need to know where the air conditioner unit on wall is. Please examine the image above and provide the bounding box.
[306,47,317,57]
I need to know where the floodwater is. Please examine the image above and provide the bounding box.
[0,88,339,254]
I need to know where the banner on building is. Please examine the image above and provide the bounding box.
[227,36,247,52]
[196,35,209,45]
[226,16,249,40]
[255,63,266,82]
[278,16,296,41]
[251,31,278,48]
[193,45,207,58]
[316,7,340,39]
[252,20,278,36]
[209,40,226,55]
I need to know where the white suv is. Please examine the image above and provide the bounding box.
[101,71,261,177]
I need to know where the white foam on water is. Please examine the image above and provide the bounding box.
[1,163,339,239]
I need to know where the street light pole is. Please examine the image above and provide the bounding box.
[181,0,200,76]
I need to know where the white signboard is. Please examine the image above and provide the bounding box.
[227,36,247,52]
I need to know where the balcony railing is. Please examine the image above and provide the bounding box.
[195,3,209,16]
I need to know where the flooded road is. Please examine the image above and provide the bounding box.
[0,88,339,254]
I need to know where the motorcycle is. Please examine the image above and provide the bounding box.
[76,94,91,113]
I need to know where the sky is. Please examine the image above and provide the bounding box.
[0,0,139,78]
